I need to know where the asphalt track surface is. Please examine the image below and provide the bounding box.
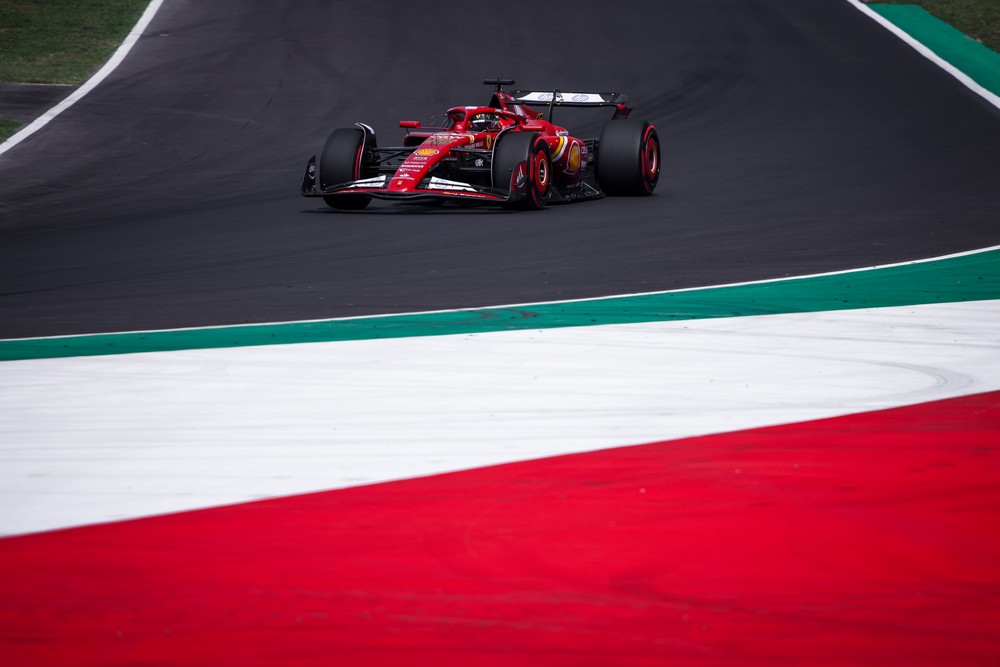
[1,0,1000,339]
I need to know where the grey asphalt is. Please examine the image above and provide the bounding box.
[0,84,73,123]
[1,0,999,338]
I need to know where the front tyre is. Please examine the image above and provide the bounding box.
[596,119,660,196]
[320,127,374,210]
[492,131,551,210]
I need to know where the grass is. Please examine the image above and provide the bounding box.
[0,120,20,144]
[872,0,1000,52]
[0,117,22,140]
[0,0,149,84]
[0,0,148,142]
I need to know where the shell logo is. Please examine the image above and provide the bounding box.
[415,148,439,157]
[567,143,582,173]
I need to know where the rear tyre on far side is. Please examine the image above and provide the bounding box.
[596,119,660,196]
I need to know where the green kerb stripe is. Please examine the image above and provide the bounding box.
[2,249,998,361]
[871,4,1000,96]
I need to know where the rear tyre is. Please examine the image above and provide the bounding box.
[596,119,660,196]
[492,132,551,210]
[320,127,374,210]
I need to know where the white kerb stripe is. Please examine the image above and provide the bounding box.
[846,0,1000,110]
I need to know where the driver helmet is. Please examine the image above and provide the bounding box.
[468,113,500,132]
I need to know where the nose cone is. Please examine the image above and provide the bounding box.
[390,136,474,191]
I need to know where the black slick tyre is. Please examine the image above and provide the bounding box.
[596,119,660,196]
[492,131,551,210]
[320,127,374,210]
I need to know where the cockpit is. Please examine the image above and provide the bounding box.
[446,107,512,133]
[467,112,502,132]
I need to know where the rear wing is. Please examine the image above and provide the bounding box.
[511,90,626,106]
[509,89,632,121]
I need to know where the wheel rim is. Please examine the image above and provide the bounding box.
[535,153,549,190]
[524,145,550,208]
[643,137,659,181]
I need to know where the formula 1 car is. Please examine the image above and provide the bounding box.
[301,79,660,210]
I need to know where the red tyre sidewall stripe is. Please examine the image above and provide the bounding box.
[641,125,658,194]
[353,139,364,180]
[531,138,549,207]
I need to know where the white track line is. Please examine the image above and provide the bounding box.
[847,0,1000,110]
[0,0,165,157]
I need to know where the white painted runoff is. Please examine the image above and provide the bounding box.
[2,299,999,536]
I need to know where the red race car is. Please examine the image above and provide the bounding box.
[301,79,660,211]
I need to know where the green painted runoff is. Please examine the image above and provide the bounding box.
[1,249,998,361]
[871,3,1000,96]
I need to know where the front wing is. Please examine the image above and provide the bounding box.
[301,156,514,204]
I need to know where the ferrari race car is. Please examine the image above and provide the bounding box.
[301,79,660,210]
